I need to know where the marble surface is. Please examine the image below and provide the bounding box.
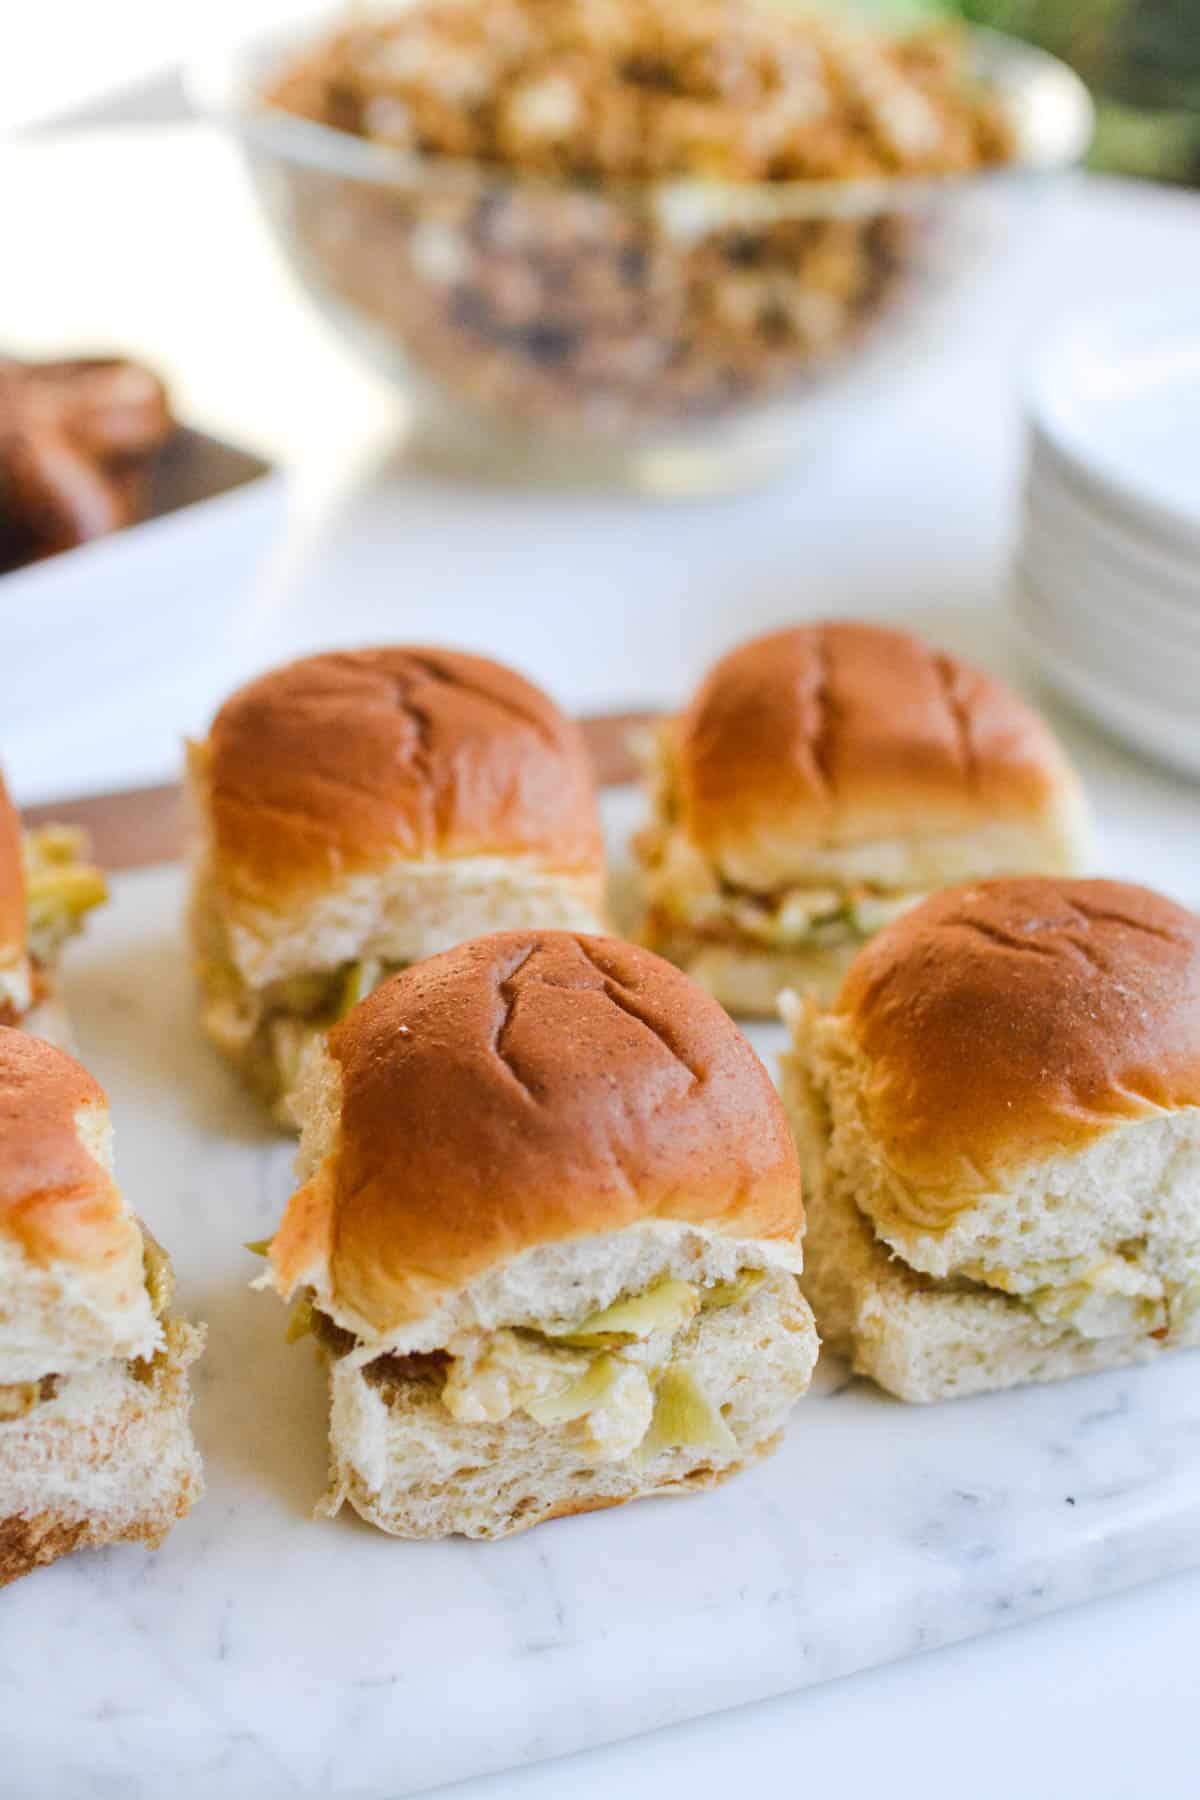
[7,779,1200,1800]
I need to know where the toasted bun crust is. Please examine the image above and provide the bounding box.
[0,775,25,974]
[834,878,1200,1198]
[671,623,1083,887]
[203,647,605,908]
[0,1029,144,1276]
[270,932,804,1332]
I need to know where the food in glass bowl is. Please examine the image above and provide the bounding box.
[195,0,1092,488]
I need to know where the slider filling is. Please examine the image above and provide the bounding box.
[196,934,410,1119]
[638,733,925,981]
[290,1266,789,1466]
[784,996,1199,1347]
[0,828,106,1030]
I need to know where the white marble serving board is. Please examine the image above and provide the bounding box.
[7,779,1200,1800]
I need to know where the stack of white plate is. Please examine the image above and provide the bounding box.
[1013,299,1200,780]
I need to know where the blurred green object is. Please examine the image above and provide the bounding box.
[846,0,1200,182]
[959,0,1200,181]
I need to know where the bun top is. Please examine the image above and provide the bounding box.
[0,1028,146,1282]
[202,648,606,905]
[269,931,804,1334]
[0,774,25,983]
[835,877,1200,1191]
[670,622,1082,888]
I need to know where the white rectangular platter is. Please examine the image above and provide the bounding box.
[6,781,1200,1800]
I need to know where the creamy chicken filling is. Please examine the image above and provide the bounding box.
[201,955,409,1100]
[302,1272,768,1463]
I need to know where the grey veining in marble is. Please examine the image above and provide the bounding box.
[4,843,1200,1800]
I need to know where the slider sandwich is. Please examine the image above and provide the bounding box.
[188,647,608,1124]
[0,1029,202,1583]
[258,930,818,1538]
[636,622,1087,1014]
[782,877,1200,1402]
[0,768,107,1046]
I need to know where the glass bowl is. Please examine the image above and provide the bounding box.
[190,19,1092,494]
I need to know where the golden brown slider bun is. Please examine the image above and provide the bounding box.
[271,931,806,1334]
[263,932,817,1538]
[637,621,1088,1014]
[189,647,609,1123]
[0,1027,159,1381]
[200,645,605,931]
[674,623,1084,883]
[782,878,1200,1402]
[0,1028,202,1582]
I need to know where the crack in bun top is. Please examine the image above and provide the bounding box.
[835,877,1200,1194]
[201,648,607,908]
[269,931,805,1334]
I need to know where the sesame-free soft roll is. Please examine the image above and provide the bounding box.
[0,767,107,1049]
[259,931,817,1539]
[781,877,1200,1403]
[0,1029,202,1584]
[636,622,1087,1015]
[188,647,607,1125]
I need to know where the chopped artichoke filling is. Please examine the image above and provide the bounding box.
[22,827,107,965]
[964,1249,1174,1342]
[296,1270,767,1460]
[142,1224,175,1319]
[438,1270,765,1463]
[650,885,924,952]
[1026,1285,1164,1341]
[643,832,925,951]
[542,1277,699,1347]
[640,1362,738,1459]
[714,887,925,950]
[639,766,927,950]
[201,953,409,1100]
